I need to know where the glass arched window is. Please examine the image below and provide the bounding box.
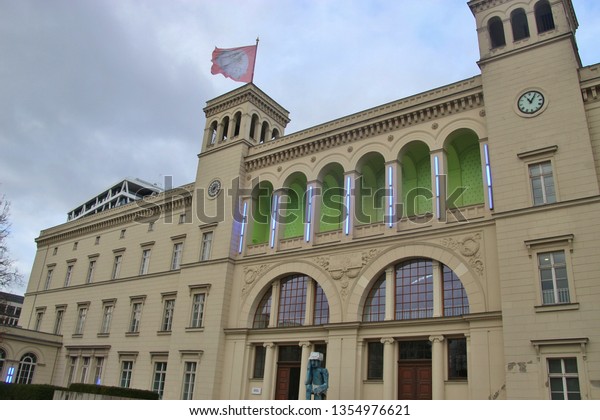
[253,275,329,328]
[253,289,272,328]
[535,1,555,33]
[362,259,469,322]
[319,163,344,233]
[488,17,506,49]
[0,348,6,377]
[363,274,385,322]
[282,173,307,240]
[16,353,37,384]
[511,8,530,41]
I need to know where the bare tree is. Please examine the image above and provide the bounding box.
[0,195,23,290]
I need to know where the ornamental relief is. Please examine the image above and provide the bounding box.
[440,233,484,276]
[241,264,271,297]
[313,248,379,300]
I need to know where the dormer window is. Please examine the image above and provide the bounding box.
[488,17,506,49]
[511,8,530,41]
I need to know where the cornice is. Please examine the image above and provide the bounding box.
[36,183,195,247]
[245,76,483,172]
[204,84,290,127]
[468,0,511,14]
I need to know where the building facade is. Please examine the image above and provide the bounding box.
[7,0,600,399]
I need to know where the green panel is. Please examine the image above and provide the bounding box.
[250,183,273,244]
[283,179,306,239]
[402,143,432,217]
[446,132,483,208]
[358,155,385,225]
[320,173,343,232]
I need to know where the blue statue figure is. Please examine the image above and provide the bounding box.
[305,352,328,400]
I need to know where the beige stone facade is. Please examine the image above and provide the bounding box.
[5,0,600,400]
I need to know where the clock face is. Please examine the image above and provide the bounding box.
[208,180,221,197]
[518,90,545,115]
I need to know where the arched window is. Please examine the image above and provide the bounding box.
[535,1,555,33]
[16,353,37,384]
[362,259,469,322]
[511,8,530,41]
[209,121,218,145]
[362,274,385,322]
[446,129,484,208]
[250,114,259,141]
[221,116,230,141]
[259,121,269,144]
[401,141,432,217]
[271,128,280,140]
[233,112,242,138]
[252,275,329,328]
[488,17,506,49]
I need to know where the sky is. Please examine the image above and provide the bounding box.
[1,0,600,296]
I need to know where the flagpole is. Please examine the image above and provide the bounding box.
[251,36,259,84]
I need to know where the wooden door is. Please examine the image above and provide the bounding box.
[275,364,301,400]
[398,362,432,400]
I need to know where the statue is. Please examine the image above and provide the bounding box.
[305,352,328,400]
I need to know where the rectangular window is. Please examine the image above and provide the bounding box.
[161,299,175,332]
[129,302,143,333]
[100,303,114,334]
[93,357,104,385]
[200,232,213,261]
[447,338,468,379]
[120,229,126,239]
[529,161,556,205]
[367,341,384,380]
[548,358,580,400]
[120,361,134,388]
[182,361,197,400]
[34,310,44,331]
[111,255,122,279]
[44,268,53,290]
[140,249,151,275]
[86,260,96,284]
[538,251,570,304]
[253,345,266,379]
[75,305,88,335]
[190,293,205,328]
[64,264,74,287]
[80,357,90,383]
[171,243,183,270]
[54,308,65,335]
[152,362,168,399]
[67,357,77,386]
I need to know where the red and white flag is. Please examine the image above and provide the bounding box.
[211,44,257,83]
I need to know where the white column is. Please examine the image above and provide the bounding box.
[298,342,312,400]
[432,261,443,317]
[268,282,280,328]
[385,160,401,228]
[385,266,395,321]
[262,342,276,400]
[381,337,395,400]
[429,335,445,400]
[342,171,358,240]
[430,149,447,221]
[304,181,320,244]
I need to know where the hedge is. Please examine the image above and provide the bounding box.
[68,383,159,400]
[0,383,66,400]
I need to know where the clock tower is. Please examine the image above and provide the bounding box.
[469,0,599,213]
[193,83,290,260]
